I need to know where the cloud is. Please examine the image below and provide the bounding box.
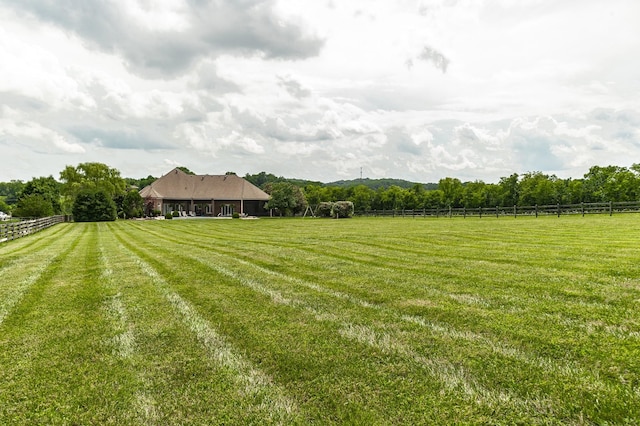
[412,45,450,73]
[388,127,422,155]
[277,75,311,99]
[69,126,174,150]
[191,61,241,93]
[8,0,325,77]
[0,119,85,154]
[1,1,640,184]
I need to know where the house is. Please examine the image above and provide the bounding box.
[140,168,270,217]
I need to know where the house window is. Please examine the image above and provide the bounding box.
[220,204,234,216]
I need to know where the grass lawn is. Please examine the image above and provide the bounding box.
[1,215,639,424]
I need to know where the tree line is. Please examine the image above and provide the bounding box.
[2,163,640,219]
[246,165,640,214]
[0,163,143,221]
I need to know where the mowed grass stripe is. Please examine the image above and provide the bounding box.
[0,223,71,277]
[111,222,504,423]
[0,224,137,424]
[0,221,69,260]
[127,219,636,353]
[128,222,626,419]
[118,218,639,423]
[125,221,585,382]
[98,224,298,424]
[0,224,82,326]
[132,218,634,321]
[107,226,303,425]
[3,218,637,424]
[111,223,589,422]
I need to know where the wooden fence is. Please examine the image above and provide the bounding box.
[356,201,640,218]
[0,216,66,243]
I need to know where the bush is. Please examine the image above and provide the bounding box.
[316,202,334,217]
[72,190,117,222]
[165,213,173,220]
[153,210,162,217]
[316,201,354,218]
[332,201,354,218]
[172,211,180,217]
[232,212,240,219]
[13,194,54,218]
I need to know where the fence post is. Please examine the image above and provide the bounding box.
[581,202,585,217]
[535,204,538,218]
[513,205,517,218]
[557,203,561,218]
[463,207,466,218]
[479,207,482,218]
[449,206,452,218]
[609,201,613,216]
[495,206,499,218]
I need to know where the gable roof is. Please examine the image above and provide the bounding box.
[139,168,270,201]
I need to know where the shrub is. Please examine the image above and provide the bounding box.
[153,210,162,217]
[172,211,180,217]
[332,201,354,218]
[165,213,173,220]
[13,194,54,218]
[232,212,240,219]
[316,202,334,217]
[316,201,354,218]
[72,189,117,222]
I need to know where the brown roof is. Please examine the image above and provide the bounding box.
[139,168,270,201]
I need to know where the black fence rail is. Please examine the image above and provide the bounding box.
[0,216,66,243]
[356,201,640,218]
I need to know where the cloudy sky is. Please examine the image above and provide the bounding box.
[1,0,639,184]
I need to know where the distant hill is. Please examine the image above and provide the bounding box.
[326,178,438,191]
[129,171,437,191]
[244,172,438,190]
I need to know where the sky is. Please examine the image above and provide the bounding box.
[1,0,639,184]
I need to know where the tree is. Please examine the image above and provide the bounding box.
[380,185,404,210]
[350,185,375,211]
[60,163,126,214]
[519,172,557,206]
[60,163,126,198]
[245,171,280,188]
[0,180,25,205]
[0,197,11,214]
[498,173,519,206]
[125,175,157,190]
[13,194,54,218]
[438,177,463,208]
[264,182,307,216]
[16,176,61,215]
[303,184,324,208]
[121,189,144,218]
[72,190,117,222]
[461,181,487,209]
[423,189,444,209]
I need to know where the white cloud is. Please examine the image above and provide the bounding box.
[1,0,640,183]
[0,118,85,154]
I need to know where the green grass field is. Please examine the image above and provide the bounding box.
[1,215,639,424]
